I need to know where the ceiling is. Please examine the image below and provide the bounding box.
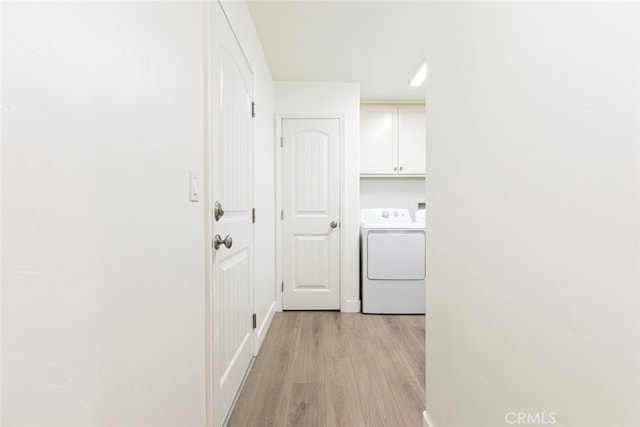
[245,1,429,100]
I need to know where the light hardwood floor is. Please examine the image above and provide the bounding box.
[227,311,425,427]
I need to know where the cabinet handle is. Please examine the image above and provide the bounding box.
[399,166,403,172]
[394,166,397,172]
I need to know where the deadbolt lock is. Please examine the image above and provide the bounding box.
[214,201,224,222]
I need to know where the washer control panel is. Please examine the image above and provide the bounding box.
[361,208,412,225]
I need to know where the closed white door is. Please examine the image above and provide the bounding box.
[282,119,341,310]
[209,4,254,426]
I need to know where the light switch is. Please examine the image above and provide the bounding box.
[189,170,199,202]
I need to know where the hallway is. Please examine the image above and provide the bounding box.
[227,312,425,427]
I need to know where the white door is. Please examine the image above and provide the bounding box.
[209,4,254,426]
[282,119,341,310]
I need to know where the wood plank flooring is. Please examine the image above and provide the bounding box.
[227,312,425,427]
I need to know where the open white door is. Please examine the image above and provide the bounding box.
[209,3,254,426]
[282,118,341,310]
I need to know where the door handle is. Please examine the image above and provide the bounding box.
[330,221,338,229]
[213,234,233,250]
[214,201,224,222]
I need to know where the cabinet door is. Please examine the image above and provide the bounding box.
[360,105,397,174]
[398,105,426,175]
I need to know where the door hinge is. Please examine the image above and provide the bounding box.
[281,210,283,220]
[280,137,283,148]
[252,207,255,223]
[252,313,257,329]
[251,102,256,118]
[281,282,284,293]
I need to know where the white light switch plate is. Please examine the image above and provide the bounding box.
[189,170,199,202]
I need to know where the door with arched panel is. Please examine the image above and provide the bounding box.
[282,118,341,310]
[208,3,254,426]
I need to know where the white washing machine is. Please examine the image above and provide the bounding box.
[360,208,426,314]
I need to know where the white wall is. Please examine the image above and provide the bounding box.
[424,3,639,427]
[2,3,207,426]
[219,0,276,351]
[360,177,425,216]
[275,82,360,312]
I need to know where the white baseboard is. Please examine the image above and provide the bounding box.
[343,299,361,313]
[423,410,436,427]
[255,300,276,353]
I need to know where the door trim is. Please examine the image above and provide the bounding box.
[275,114,345,312]
[203,5,213,427]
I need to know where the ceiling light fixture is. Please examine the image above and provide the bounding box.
[409,62,427,87]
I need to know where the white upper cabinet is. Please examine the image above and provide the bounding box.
[360,105,397,174]
[397,105,426,175]
[360,104,425,176]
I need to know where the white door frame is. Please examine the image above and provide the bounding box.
[274,114,346,312]
[204,6,214,426]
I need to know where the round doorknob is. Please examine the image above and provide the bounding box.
[330,221,338,229]
[213,234,233,250]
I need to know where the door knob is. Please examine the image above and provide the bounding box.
[214,201,224,222]
[330,221,338,229]
[213,234,233,250]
